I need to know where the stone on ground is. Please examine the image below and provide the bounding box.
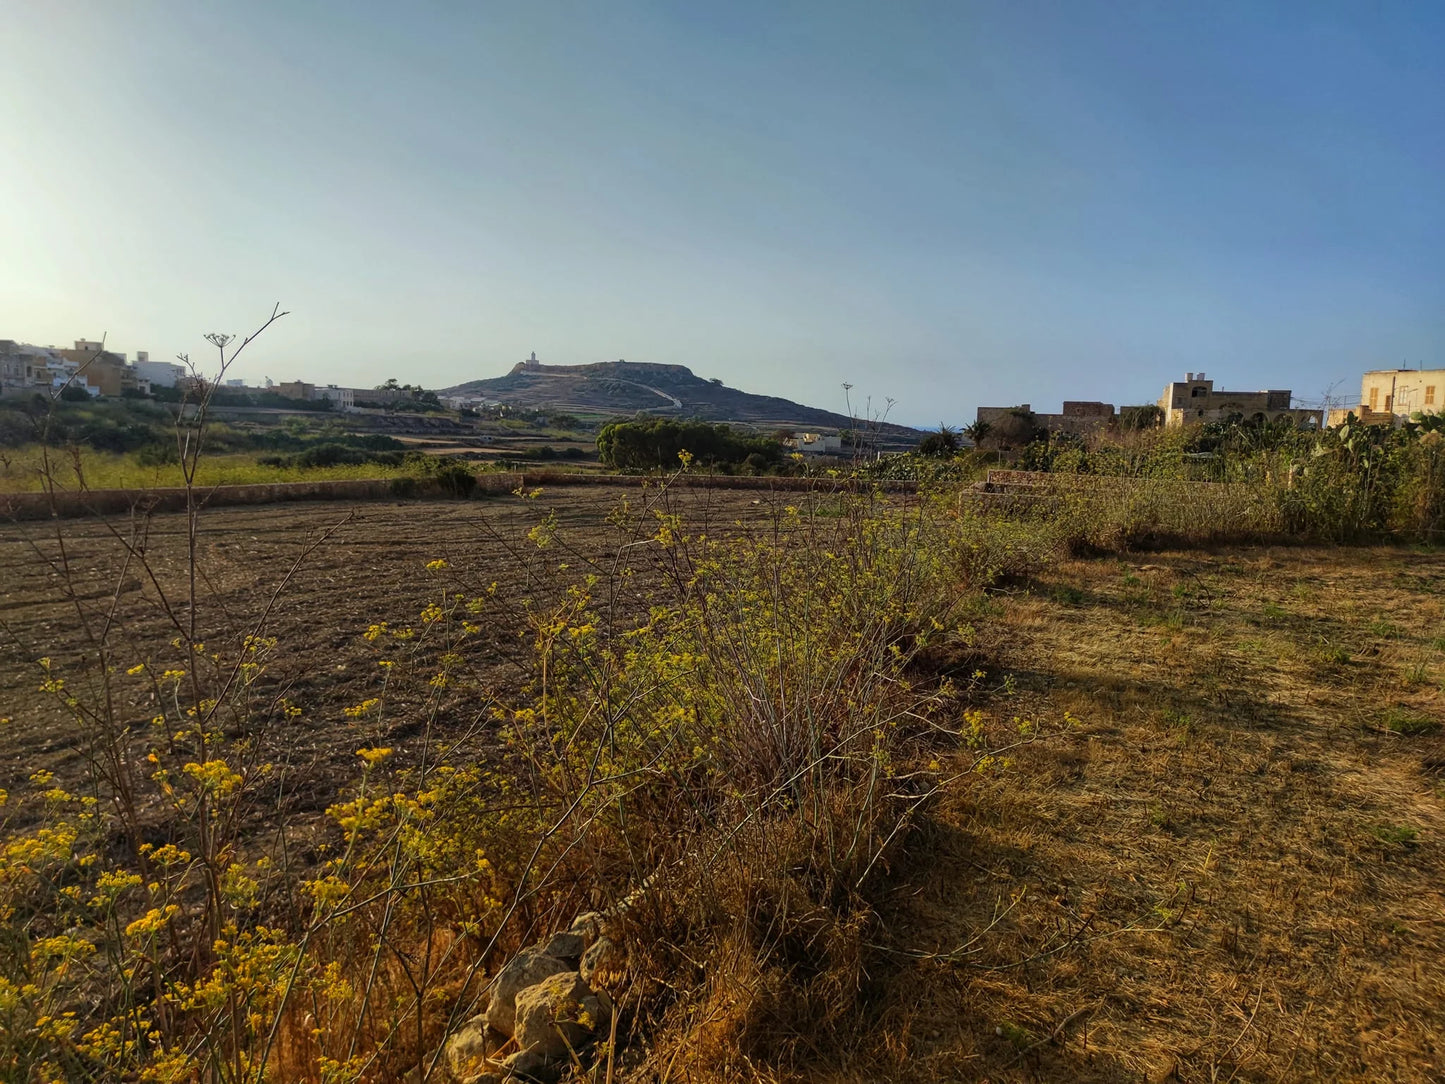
[484,949,573,1037]
[513,970,613,1062]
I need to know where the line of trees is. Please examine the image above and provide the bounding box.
[596,418,785,471]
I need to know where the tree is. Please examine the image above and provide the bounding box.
[917,425,960,457]
[1119,404,1164,430]
[985,409,1044,450]
[596,418,782,470]
[961,420,992,445]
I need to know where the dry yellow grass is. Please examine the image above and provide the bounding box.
[849,545,1444,1083]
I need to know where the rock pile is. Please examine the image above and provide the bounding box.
[444,912,625,1083]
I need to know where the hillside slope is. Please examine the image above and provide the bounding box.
[443,359,919,439]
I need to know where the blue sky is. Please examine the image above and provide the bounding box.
[2,1,1441,426]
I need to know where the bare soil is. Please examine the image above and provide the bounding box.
[0,487,777,814]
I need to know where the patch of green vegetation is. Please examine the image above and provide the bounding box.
[1372,824,1419,847]
[1402,657,1436,686]
[1235,636,1271,658]
[1259,601,1288,622]
[596,418,786,472]
[994,1021,1036,1050]
[1369,617,1403,640]
[1170,581,1203,602]
[0,398,477,493]
[1380,708,1441,737]
[1309,639,1352,669]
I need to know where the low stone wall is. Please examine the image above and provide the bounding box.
[506,471,919,494]
[0,478,401,522]
[1,472,919,522]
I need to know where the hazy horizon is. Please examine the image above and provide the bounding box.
[3,1,1441,427]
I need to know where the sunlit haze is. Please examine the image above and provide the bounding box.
[3,1,1441,425]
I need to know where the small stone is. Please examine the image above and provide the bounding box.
[579,935,626,988]
[568,910,604,945]
[513,970,613,1063]
[501,1048,561,1083]
[444,1016,496,1082]
[484,950,572,1037]
[540,930,585,963]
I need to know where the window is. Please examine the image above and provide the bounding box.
[1368,387,1379,411]
[1427,385,1437,406]
[1191,386,1206,398]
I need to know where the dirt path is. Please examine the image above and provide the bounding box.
[870,546,1445,1082]
[631,381,683,409]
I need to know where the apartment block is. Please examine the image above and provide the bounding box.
[1359,368,1443,420]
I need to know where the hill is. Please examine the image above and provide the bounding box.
[442,359,920,442]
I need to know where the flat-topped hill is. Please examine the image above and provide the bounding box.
[443,360,920,442]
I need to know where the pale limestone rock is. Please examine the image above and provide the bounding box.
[444,1015,498,1082]
[484,949,571,1037]
[578,935,626,989]
[513,970,613,1063]
[539,930,585,963]
[567,910,604,946]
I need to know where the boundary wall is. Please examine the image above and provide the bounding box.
[1,472,920,522]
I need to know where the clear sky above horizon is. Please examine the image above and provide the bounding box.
[3,1,1441,426]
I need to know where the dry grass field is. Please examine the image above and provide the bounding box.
[1,492,1441,1082]
[866,546,1445,1082]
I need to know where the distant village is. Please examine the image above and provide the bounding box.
[0,338,497,415]
[2,338,1439,443]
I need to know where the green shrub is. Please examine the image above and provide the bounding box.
[596,418,783,470]
[434,463,477,497]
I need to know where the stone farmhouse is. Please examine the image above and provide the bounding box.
[979,400,1119,436]
[1157,373,1321,428]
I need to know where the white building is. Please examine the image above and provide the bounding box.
[787,431,844,455]
[315,384,356,410]
[132,352,188,389]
